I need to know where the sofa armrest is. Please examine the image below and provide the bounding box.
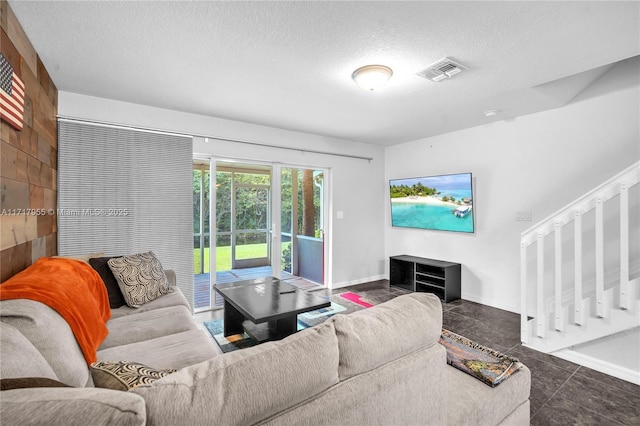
[0,387,146,426]
[163,269,176,287]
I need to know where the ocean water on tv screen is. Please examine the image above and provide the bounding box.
[391,203,474,233]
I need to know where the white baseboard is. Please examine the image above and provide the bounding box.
[553,349,640,385]
[461,293,520,315]
[330,274,386,290]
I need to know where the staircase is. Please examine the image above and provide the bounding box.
[520,161,640,356]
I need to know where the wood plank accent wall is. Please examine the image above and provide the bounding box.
[0,0,58,282]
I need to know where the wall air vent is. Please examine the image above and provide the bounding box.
[416,58,467,82]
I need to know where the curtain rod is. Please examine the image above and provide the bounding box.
[57,116,374,162]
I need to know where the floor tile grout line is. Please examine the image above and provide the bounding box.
[510,346,583,375]
[530,367,582,420]
[505,343,521,353]
[533,365,628,426]
[529,366,627,426]
[556,366,635,425]
[571,367,640,398]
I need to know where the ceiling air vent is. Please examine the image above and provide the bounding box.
[417,58,467,82]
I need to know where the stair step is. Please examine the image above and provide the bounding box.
[526,279,639,353]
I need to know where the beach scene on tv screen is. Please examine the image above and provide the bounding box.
[390,173,474,233]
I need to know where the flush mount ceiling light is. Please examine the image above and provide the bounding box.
[352,65,393,91]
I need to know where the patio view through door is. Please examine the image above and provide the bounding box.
[232,184,270,269]
[193,159,327,311]
[280,167,325,285]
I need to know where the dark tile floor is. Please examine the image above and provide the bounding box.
[334,280,640,425]
[196,279,640,425]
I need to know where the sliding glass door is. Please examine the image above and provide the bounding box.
[193,158,329,311]
[280,167,325,283]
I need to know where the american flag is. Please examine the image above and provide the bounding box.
[0,53,25,131]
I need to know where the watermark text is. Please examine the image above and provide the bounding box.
[1,209,130,217]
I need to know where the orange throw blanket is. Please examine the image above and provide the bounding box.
[0,257,111,364]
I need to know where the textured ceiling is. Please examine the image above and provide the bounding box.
[8,1,640,146]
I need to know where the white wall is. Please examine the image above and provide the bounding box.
[59,55,638,304]
[59,92,387,288]
[385,59,640,313]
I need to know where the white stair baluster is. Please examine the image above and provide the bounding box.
[620,183,629,310]
[554,222,563,331]
[536,233,545,338]
[574,211,584,326]
[595,197,606,318]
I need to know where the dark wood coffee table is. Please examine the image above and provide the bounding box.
[213,277,331,343]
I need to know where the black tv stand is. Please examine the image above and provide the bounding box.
[389,255,461,303]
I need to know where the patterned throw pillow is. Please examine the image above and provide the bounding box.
[107,251,173,308]
[90,361,176,391]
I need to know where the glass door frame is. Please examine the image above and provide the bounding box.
[192,158,213,313]
[271,162,331,287]
[193,163,210,275]
[195,156,331,312]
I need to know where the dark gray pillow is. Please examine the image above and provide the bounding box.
[89,256,127,309]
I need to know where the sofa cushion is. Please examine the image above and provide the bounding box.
[97,329,220,371]
[0,377,70,391]
[131,321,339,426]
[90,361,176,391]
[261,342,448,426]
[109,288,189,319]
[100,305,197,350]
[0,300,90,387]
[107,251,173,308]
[445,363,531,425]
[0,387,146,426]
[0,322,58,381]
[89,256,127,309]
[331,292,443,380]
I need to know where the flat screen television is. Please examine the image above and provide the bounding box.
[389,172,474,233]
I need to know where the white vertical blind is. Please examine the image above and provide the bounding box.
[58,121,194,310]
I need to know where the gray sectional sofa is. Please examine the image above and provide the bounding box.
[1,270,531,426]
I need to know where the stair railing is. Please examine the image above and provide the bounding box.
[520,161,640,345]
